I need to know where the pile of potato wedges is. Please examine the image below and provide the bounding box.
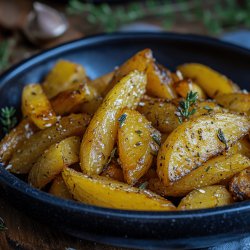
[1,48,250,211]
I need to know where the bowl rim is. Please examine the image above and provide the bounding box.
[1,31,250,220]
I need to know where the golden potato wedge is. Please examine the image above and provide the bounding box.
[80,95,103,115]
[51,83,100,115]
[104,49,153,94]
[0,118,37,164]
[101,161,124,182]
[80,70,147,175]
[62,167,175,211]
[28,136,80,189]
[157,113,250,185]
[9,113,90,174]
[146,62,176,99]
[137,97,224,134]
[226,136,250,158]
[90,71,114,96]
[43,60,87,99]
[49,175,73,200]
[137,97,178,134]
[118,109,161,185]
[22,84,57,129]
[178,185,233,210]
[163,154,250,197]
[215,93,250,112]
[229,167,250,201]
[173,78,206,99]
[178,63,237,98]
[148,177,168,197]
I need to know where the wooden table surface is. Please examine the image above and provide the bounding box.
[0,191,129,250]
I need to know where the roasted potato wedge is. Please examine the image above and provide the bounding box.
[178,185,233,210]
[137,97,178,134]
[80,70,147,175]
[22,84,57,129]
[118,108,160,185]
[9,113,90,174]
[178,63,237,98]
[173,78,206,99]
[51,83,100,115]
[146,62,176,99]
[215,93,250,112]
[105,49,152,94]
[80,95,103,115]
[62,167,175,211]
[226,136,250,158]
[163,154,250,197]
[49,175,73,200]
[90,71,114,96]
[43,60,87,99]
[101,161,124,182]
[28,136,80,189]
[137,97,224,134]
[229,167,250,201]
[157,113,250,185]
[0,118,37,164]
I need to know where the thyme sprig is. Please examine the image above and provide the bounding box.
[0,107,17,134]
[0,40,11,71]
[67,0,250,34]
[175,91,198,124]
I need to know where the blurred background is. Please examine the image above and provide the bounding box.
[0,0,250,73]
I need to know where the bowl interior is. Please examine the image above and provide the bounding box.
[1,32,250,249]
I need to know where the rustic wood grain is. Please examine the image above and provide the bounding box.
[0,192,130,250]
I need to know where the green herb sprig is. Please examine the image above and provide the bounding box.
[0,107,17,134]
[0,40,11,71]
[175,91,198,124]
[67,0,250,34]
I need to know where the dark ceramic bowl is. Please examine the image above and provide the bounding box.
[0,33,250,250]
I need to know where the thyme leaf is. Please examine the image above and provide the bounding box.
[204,106,213,111]
[152,134,161,146]
[103,147,117,170]
[175,91,198,123]
[118,113,127,128]
[217,128,228,149]
[135,130,142,136]
[139,181,148,190]
[0,106,17,134]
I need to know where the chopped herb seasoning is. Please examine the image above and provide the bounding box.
[135,130,142,136]
[118,113,127,128]
[139,181,148,190]
[203,106,213,111]
[205,166,211,172]
[0,106,17,134]
[152,134,161,146]
[217,128,228,149]
[175,91,198,123]
[103,147,117,170]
